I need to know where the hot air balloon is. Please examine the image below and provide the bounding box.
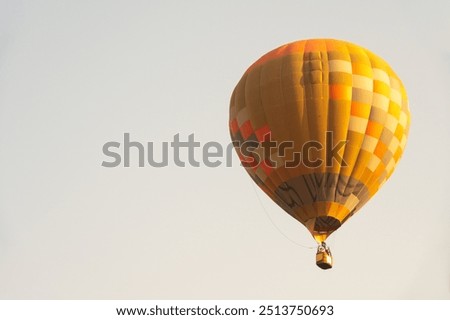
[229,39,410,269]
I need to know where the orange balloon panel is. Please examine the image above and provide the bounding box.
[229,39,411,243]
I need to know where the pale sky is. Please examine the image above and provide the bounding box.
[0,0,449,299]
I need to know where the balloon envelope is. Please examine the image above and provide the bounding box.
[229,39,411,243]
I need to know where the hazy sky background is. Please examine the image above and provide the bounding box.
[0,0,449,299]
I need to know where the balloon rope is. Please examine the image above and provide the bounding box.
[250,181,315,250]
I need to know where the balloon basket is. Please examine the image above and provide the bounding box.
[316,242,333,270]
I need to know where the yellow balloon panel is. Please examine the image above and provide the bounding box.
[229,39,411,242]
